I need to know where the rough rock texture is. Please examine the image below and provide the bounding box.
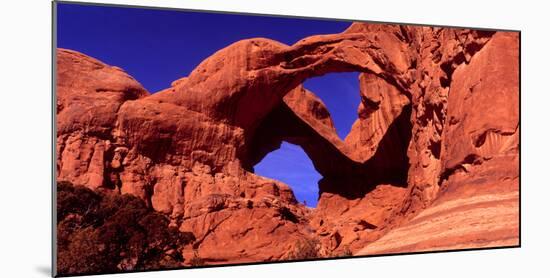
[56,22,519,266]
[358,31,519,255]
[345,72,411,163]
[357,156,519,255]
[56,49,149,190]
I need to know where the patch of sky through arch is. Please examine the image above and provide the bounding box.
[303,72,362,140]
[254,142,323,207]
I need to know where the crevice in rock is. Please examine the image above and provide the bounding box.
[192,215,231,249]
[102,145,119,190]
[438,153,482,185]
[278,207,299,223]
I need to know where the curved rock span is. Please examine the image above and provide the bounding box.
[56,22,519,269]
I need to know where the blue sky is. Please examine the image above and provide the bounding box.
[57,3,361,207]
[254,142,322,206]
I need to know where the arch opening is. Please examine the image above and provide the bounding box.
[302,72,361,140]
[249,72,363,208]
[254,142,322,207]
[242,69,413,210]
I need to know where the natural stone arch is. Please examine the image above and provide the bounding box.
[245,81,412,201]
[57,23,419,219]
[142,23,416,185]
[149,23,414,133]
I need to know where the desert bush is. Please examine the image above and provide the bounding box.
[277,206,299,223]
[188,250,206,267]
[287,237,321,260]
[56,182,195,276]
[332,245,353,257]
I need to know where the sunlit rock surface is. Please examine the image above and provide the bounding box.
[56,23,519,265]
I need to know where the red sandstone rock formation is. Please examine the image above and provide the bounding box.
[56,22,519,267]
[357,31,519,255]
[56,49,149,190]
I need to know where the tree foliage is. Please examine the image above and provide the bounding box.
[56,182,195,275]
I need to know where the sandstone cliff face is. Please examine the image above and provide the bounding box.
[56,49,149,190]
[56,22,519,266]
[357,31,519,255]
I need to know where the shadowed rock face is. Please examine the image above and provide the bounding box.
[56,22,519,266]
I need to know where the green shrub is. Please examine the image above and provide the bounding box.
[56,182,195,275]
[287,237,321,260]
